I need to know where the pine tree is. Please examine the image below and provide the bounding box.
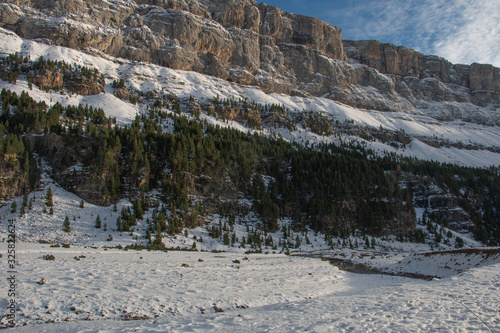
[116,216,122,231]
[10,201,16,213]
[63,216,71,232]
[153,224,163,248]
[295,235,301,248]
[45,187,53,207]
[22,194,28,208]
[223,232,230,245]
[95,215,102,229]
[79,199,85,208]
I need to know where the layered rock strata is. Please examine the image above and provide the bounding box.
[0,0,498,123]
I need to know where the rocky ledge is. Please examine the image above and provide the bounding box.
[0,0,498,123]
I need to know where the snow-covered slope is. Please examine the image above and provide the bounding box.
[0,27,499,167]
[386,249,500,278]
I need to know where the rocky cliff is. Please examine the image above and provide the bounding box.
[0,0,499,123]
[344,40,500,108]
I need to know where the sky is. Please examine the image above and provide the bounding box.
[263,0,500,67]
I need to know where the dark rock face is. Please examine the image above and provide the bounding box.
[412,181,474,234]
[0,153,32,199]
[0,0,499,121]
[24,134,116,206]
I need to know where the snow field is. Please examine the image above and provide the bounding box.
[1,243,499,332]
[3,244,344,325]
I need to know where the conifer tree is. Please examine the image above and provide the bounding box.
[116,216,122,231]
[223,232,230,245]
[10,201,16,213]
[45,187,53,207]
[79,199,84,208]
[63,216,71,232]
[153,224,163,248]
[95,215,102,229]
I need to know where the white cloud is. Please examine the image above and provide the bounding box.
[431,0,500,66]
[322,0,500,67]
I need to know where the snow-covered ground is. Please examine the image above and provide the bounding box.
[1,243,499,332]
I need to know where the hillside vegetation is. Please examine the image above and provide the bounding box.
[0,56,499,245]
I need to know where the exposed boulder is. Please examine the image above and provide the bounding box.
[113,87,133,100]
[0,2,25,26]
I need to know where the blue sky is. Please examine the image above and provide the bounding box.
[264,0,500,67]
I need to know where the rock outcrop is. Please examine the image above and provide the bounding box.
[64,71,104,95]
[344,40,500,110]
[0,0,498,122]
[28,69,63,91]
[24,134,116,206]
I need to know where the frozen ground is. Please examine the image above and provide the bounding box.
[0,243,499,332]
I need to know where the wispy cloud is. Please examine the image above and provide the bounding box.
[431,0,500,66]
[300,0,500,67]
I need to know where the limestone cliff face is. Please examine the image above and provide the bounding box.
[0,0,499,122]
[344,40,500,109]
[344,40,500,93]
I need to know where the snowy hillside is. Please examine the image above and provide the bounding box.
[0,27,499,168]
[386,248,500,278]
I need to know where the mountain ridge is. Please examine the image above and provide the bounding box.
[0,0,498,121]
